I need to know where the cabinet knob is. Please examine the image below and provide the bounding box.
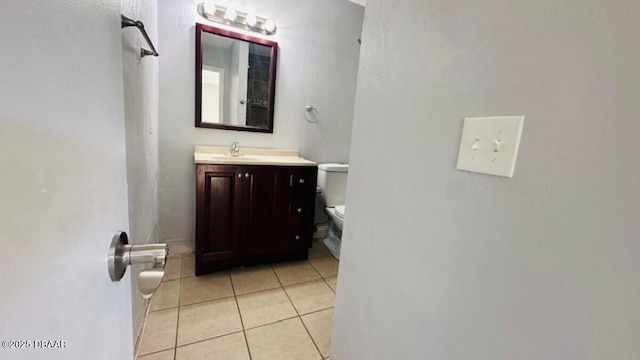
[297,208,303,213]
[295,235,301,240]
[299,178,305,184]
[237,173,242,178]
[245,173,250,178]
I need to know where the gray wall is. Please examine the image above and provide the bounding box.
[333,1,640,359]
[158,0,364,249]
[121,0,159,347]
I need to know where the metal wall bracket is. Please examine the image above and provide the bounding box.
[108,232,168,299]
[121,15,159,57]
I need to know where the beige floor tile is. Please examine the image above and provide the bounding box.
[308,241,331,259]
[308,256,339,278]
[175,332,250,360]
[138,308,178,356]
[180,273,233,306]
[324,276,338,293]
[237,288,298,329]
[182,254,195,278]
[246,317,322,360]
[177,298,243,346]
[137,349,175,360]
[164,257,182,281]
[150,279,180,311]
[284,280,335,315]
[301,308,334,358]
[230,266,281,295]
[272,261,321,286]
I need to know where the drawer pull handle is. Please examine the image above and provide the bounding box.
[295,235,301,240]
[299,178,305,184]
[297,208,303,213]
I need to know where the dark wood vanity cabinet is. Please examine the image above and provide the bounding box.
[195,164,317,275]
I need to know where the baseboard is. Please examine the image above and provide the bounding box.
[164,238,193,256]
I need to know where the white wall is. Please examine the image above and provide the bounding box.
[333,1,640,359]
[158,0,364,249]
[120,0,159,348]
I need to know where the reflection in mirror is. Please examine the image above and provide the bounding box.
[196,23,277,133]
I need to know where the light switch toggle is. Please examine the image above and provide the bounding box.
[471,139,480,151]
[492,139,501,152]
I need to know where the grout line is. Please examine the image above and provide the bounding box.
[172,329,246,351]
[298,306,335,318]
[178,293,236,309]
[229,272,253,360]
[137,348,172,359]
[234,284,282,298]
[172,273,183,360]
[271,264,301,316]
[299,310,324,359]
[306,260,324,279]
[243,314,300,331]
[322,277,337,294]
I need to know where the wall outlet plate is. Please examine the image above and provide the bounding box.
[456,116,524,178]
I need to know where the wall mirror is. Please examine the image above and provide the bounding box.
[196,23,277,133]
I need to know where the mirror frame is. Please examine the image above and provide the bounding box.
[195,23,278,133]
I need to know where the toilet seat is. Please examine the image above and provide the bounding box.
[335,205,345,219]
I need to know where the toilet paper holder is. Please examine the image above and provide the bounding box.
[108,231,169,299]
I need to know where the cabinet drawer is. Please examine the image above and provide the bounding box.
[276,224,312,252]
[284,168,317,193]
[289,173,311,189]
[284,200,311,222]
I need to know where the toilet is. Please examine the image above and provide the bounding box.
[316,163,349,259]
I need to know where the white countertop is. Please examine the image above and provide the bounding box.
[194,146,317,166]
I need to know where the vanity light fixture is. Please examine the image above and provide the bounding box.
[199,2,277,35]
[224,7,237,21]
[245,13,257,27]
[264,19,276,33]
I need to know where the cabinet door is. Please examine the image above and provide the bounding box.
[240,166,277,256]
[196,165,242,273]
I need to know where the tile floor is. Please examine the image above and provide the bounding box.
[136,240,338,360]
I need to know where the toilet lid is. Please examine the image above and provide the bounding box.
[335,205,345,218]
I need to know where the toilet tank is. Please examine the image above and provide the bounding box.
[317,163,349,207]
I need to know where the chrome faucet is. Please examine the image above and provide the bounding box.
[229,141,241,156]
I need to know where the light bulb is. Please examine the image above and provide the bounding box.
[264,19,276,33]
[245,14,257,27]
[224,7,237,21]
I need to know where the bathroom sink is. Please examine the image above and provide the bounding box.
[194,146,317,166]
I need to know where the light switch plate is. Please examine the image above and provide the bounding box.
[456,116,524,178]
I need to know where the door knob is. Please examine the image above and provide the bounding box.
[108,231,169,299]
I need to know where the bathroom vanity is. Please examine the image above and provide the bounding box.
[194,146,317,275]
